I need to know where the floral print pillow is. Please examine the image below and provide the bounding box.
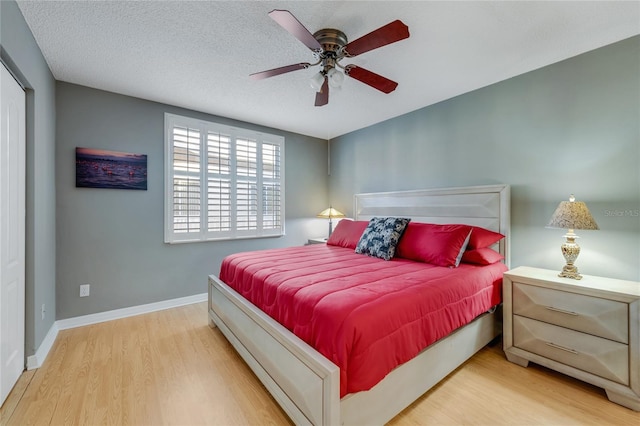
[355,217,411,260]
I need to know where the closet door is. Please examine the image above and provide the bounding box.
[0,63,26,406]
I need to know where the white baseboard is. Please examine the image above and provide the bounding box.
[56,292,208,330]
[26,321,59,370]
[26,292,208,369]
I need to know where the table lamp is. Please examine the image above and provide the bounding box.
[317,206,345,239]
[546,194,599,280]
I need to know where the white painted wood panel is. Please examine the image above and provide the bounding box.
[355,184,510,267]
[514,315,629,385]
[209,277,340,425]
[340,310,498,425]
[513,283,628,343]
[0,62,26,406]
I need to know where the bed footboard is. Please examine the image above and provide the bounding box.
[209,274,500,426]
[208,275,340,426]
[340,308,500,424]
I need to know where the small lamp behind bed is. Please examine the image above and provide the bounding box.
[317,206,345,239]
[546,194,599,280]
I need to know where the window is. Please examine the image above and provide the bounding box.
[164,113,285,243]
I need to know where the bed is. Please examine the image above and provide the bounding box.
[208,184,510,425]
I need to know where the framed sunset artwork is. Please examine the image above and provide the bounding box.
[75,147,147,190]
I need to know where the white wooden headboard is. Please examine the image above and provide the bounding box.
[354,184,511,267]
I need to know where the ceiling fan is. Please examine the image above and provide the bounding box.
[250,10,410,107]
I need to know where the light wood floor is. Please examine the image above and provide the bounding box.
[2,302,638,425]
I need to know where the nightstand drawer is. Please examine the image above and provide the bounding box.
[513,282,628,343]
[514,315,629,385]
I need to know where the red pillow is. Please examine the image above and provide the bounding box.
[461,248,504,265]
[467,226,505,249]
[396,223,472,267]
[326,220,369,249]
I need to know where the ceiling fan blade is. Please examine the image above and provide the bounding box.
[344,20,409,57]
[269,9,322,51]
[314,77,329,107]
[345,65,398,94]
[250,63,310,80]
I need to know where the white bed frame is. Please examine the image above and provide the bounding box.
[208,184,510,425]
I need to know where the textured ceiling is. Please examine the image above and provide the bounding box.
[16,1,640,140]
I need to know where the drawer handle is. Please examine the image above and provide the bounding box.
[545,342,579,355]
[545,306,579,316]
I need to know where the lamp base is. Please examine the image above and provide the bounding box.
[558,264,582,280]
[558,235,582,280]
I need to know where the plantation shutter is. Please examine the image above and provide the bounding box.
[206,130,231,236]
[262,142,282,231]
[165,113,285,243]
[235,138,258,233]
[170,124,201,238]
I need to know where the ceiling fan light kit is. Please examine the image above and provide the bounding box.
[250,10,410,107]
[309,72,325,91]
[326,68,344,88]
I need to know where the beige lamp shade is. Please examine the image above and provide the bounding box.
[546,195,599,230]
[317,206,345,238]
[317,207,345,219]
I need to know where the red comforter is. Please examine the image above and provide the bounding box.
[219,244,506,397]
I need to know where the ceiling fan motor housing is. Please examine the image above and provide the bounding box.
[313,28,348,71]
[313,28,348,52]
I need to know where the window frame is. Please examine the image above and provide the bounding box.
[164,113,285,244]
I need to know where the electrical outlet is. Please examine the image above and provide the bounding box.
[80,284,90,297]
[41,304,46,320]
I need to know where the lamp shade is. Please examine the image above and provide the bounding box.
[310,72,325,91]
[317,207,345,219]
[327,68,344,88]
[546,195,599,230]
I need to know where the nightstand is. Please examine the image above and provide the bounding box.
[503,266,640,411]
[306,238,327,245]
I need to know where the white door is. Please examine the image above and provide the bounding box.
[0,63,26,406]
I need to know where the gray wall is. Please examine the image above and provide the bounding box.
[56,83,328,319]
[1,0,57,356]
[329,36,640,281]
[4,0,639,355]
